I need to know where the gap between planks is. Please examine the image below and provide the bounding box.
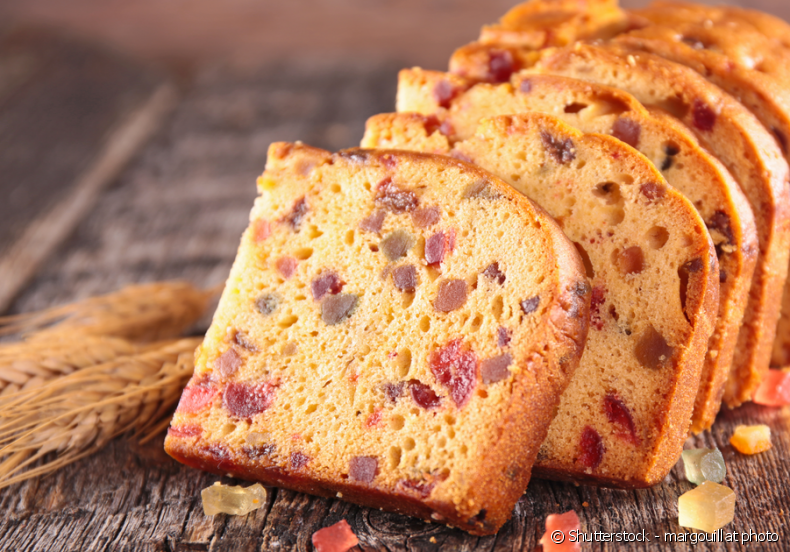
[0,82,179,314]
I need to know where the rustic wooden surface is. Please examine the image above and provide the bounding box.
[0,24,789,552]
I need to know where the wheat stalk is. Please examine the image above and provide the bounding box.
[0,281,218,343]
[0,337,201,489]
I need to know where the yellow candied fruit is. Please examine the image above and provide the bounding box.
[678,481,736,533]
[257,175,277,190]
[201,482,267,516]
[729,424,772,454]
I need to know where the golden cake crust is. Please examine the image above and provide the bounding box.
[165,144,590,535]
[364,110,719,487]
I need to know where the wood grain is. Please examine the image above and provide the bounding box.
[1,32,789,552]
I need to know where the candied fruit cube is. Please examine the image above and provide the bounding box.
[682,448,726,485]
[539,510,581,552]
[312,519,359,552]
[678,481,735,533]
[730,425,772,454]
[201,482,267,516]
[753,369,790,406]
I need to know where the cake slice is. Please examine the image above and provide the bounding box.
[449,41,790,408]
[364,111,719,487]
[391,68,756,433]
[165,143,591,535]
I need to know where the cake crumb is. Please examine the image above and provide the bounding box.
[582,502,589,508]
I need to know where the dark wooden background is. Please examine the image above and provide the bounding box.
[0,1,789,550]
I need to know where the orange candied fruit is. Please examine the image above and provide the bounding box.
[753,368,790,406]
[729,424,772,454]
[540,510,581,552]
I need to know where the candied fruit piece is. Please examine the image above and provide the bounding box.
[381,229,415,261]
[412,206,441,228]
[425,230,456,266]
[359,210,385,233]
[520,295,540,315]
[275,256,298,279]
[223,381,276,418]
[392,264,418,293]
[753,368,790,406]
[635,325,674,370]
[430,339,479,407]
[482,262,506,285]
[692,99,717,132]
[611,117,641,148]
[481,353,512,384]
[488,49,515,83]
[678,481,735,533]
[349,456,378,483]
[707,210,735,246]
[201,482,267,516]
[730,424,772,454]
[497,326,511,348]
[216,348,242,378]
[321,293,359,325]
[291,451,310,469]
[312,271,344,301]
[539,510,581,552]
[682,448,726,485]
[579,426,604,469]
[312,519,359,552]
[243,443,276,460]
[434,279,468,312]
[234,331,258,352]
[282,197,308,230]
[541,131,576,164]
[616,246,645,275]
[256,292,281,315]
[375,178,418,213]
[433,79,460,109]
[409,380,442,409]
[396,478,436,498]
[590,286,606,331]
[176,383,217,414]
[252,219,271,243]
[384,382,404,402]
[640,182,665,200]
[168,424,203,438]
[604,393,639,445]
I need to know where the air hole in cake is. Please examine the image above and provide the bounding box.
[330,183,341,193]
[470,315,483,332]
[635,325,675,370]
[396,349,413,377]
[477,389,488,399]
[403,437,416,451]
[419,315,431,332]
[344,230,355,246]
[278,315,299,329]
[219,423,237,437]
[369,244,379,252]
[614,246,645,275]
[306,404,318,414]
[607,207,625,226]
[646,226,669,249]
[389,446,402,468]
[390,415,405,431]
[460,444,468,455]
[592,182,622,205]
[437,436,447,448]
[564,102,588,114]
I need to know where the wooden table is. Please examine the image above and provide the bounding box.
[0,25,788,552]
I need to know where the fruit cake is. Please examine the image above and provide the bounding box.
[391,67,757,433]
[449,41,790,407]
[164,143,592,535]
[363,111,719,487]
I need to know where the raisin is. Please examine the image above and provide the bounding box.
[482,262,506,285]
[488,49,515,83]
[360,210,386,233]
[684,257,703,272]
[381,229,415,261]
[234,331,258,352]
[519,78,533,94]
[462,179,498,199]
[291,452,310,470]
[611,118,641,148]
[349,456,378,483]
[412,206,441,228]
[707,210,735,245]
[590,286,606,331]
[520,296,540,315]
[772,126,788,154]
[223,381,276,418]
[216,348,242,378]
[481,353,512,384]
[392,265,418,293]
[434,279,468,312]
[256,292,281,315]
[692,99,716,132]
[176,384,217,414]
[397,478,436,498]
[540,131,576,164]
[375,177,419,213]
[616,246,645,275]
[321,293,359,325]
[275,257,297,279]
[282,197,308,230]
[429,339,478,408]
[168,424,203,438]
[311,271,344,301]
[497,326,511,348]
[720,269,727,283]
[660,142,681,171]
[384,382,405,402]
[579,426,604,469]
[243,444,276,460]
[433,79,460,109]
[604,393,639,445]
[635,325,674,370]
[640,182,665,201]
[252,219,271,243]
[409,380,442,409]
